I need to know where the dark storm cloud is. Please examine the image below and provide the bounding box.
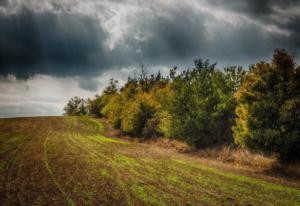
[0,0,8,7]
[209,0,300,51]
[209,0,300,16]
[2,11,99,78]
[122,7,208,66]
[122,4,276,67]
[0,7,124,79]
[1,0,300,81]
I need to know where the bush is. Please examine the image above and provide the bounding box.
[101,94,124,129]
[143,116,161,138]
[156,111,172,138]
[121,93,159,136]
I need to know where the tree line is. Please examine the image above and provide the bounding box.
[64,49,300,162]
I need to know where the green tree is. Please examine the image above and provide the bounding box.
[87,95,105,118]
[233,49,300,161]
[103,78,119,95]
[64,96,88,116]
[101,94,124,128]
[169,59,242,148]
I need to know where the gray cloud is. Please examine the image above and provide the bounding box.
[121,2,284,67]
[0,0,299,80]
[208,0,300,52]
[0,74,97,117]
[78,78,99,91]
[0,0,8,7]
[209,0,300,17]
[0,7,115,79]
[122,7,208,66]
[0,103,60,118]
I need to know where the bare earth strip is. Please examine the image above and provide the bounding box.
[0,116,300,206]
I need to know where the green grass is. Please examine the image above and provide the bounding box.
[78,117,104,131]
[0,116,299,205]
[88,134,129,144]
[99,168,110,177]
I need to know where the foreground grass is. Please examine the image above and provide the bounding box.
[0,117,299,205]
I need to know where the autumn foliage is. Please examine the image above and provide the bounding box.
[233,49,300,161]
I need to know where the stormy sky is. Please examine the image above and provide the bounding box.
[0,0,300,117]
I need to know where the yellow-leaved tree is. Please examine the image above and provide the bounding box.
[233,49,300,162]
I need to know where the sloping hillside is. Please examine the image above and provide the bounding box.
[0,117,300,206]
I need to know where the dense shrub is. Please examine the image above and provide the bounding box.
[87,95,105,118]
[169,60,244,148]
[121,93,160,136]
[233,49,300,162]
[156,111,172,138]
[143,116,161,138]
[101,94,124,129]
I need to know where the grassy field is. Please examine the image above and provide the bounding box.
[0,117,300,206]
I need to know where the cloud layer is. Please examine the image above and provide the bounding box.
[1,0,299,79]
[0,68,134,117]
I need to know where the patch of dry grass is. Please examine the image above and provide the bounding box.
[139,138,190,153]
[133,136,277,173]
[195,146,277,172]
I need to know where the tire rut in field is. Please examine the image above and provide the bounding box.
[39,120,130,206]
[66,133,132,205]
[0,135,29,200]
[67,134,195,206]
[43,133,76,206]
[0,118,40,204]
[0,118,65,205]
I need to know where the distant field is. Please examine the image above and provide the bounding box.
[0,117,300,206]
